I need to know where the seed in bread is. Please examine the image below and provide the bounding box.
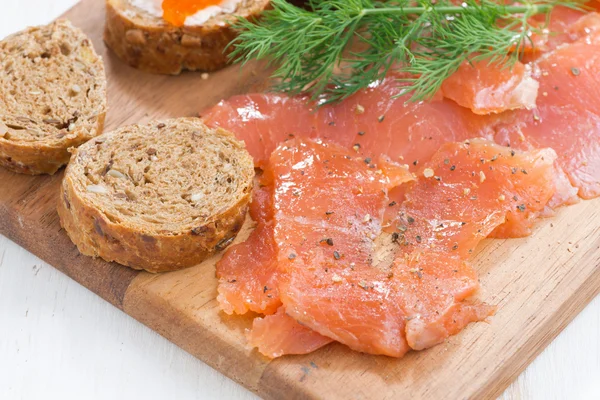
[57,118,254,273]
[103,0,270,75]
[0,19,107,175]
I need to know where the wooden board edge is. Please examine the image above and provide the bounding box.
[121,276,271,398]
[474,262,600,399]
[0,198,140,309]
[4,198,599,400]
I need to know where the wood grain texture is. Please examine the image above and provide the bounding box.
[0,171,138,308]
[0,1,599,399]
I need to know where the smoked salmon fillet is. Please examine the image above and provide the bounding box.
[493,30,600,199]
[217,138,414,356]
[440,60,538,115]
[201,81,576,208]
[203,10,600,203]
[248,307,333,358]
[217,138,556,357]
[202,80,495,169]
[208,7,600,359]
[216,221,281,315]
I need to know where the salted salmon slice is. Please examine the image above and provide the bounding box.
[492,29,600,199]
[202,85,577,210]
[202,79,494,169]
[371,139,555,349]
[252,138,555,357]
[441,60,539,115]
[389,252,495,350]
[439,7,597,114]
[523,6,589,57]
[248,307,333,358]
[395,139,558,248]
[210,9,598,359]
[525,32,600,199]
[219,138,415,356]
[267,139,415,356]
[216,221,281,315]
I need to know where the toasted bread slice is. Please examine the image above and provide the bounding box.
[57,118,254,273]
[104,0,270,75]
[0,19,107,175]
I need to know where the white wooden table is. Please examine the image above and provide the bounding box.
[0,2,599,399]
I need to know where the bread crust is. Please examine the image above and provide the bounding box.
[57,118,254,273]
[0,19,107,175]
[0,114,105,175]
[103,0,270,75]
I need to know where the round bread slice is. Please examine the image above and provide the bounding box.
[0,19,107,175]
[104,0,270,75]
[57,118,254,273]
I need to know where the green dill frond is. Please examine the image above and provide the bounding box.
[229,0,585,104]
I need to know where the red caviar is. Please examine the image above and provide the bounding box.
[162,0,223,26]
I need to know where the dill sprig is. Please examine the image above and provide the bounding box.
[229,0,582,104]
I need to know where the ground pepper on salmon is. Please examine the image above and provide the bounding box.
[206,6,600,358]
[215,138,557,357]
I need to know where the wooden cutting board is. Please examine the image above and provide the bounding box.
[1,1,599,398]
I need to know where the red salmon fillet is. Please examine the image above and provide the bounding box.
[524,6,590,59]
[267,140,414,356]
[204,12,600,205]
[493,29,600,199]
[219,138,555,357]
[219,139,415,356]
[202,80,495,169]
[248,307,333,358]
[394,139,559,246]
[209,8,600,359]
[441,60,538,115]
[216,221,281,315]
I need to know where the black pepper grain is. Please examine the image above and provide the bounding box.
[321,238,334,246]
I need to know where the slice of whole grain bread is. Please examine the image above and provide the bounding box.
[104,0,270,75]
[57,117,254,273]
[0,19,107,175]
